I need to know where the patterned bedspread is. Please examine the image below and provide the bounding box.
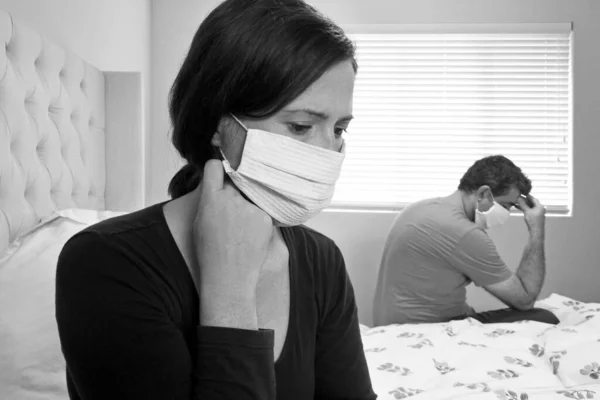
[361,294,600,399]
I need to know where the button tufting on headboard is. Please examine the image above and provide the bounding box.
[0,10,106,255]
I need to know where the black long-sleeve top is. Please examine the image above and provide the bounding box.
[55,202,376,399]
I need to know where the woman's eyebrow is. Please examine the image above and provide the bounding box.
[282,108,353,122]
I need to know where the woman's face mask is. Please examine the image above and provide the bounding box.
[219,114,346,227]
[475,193,510,230]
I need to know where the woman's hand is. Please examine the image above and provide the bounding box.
[193,159,274,329]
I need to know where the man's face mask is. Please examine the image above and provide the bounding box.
[475,191,510,230]
[219,114,346,227]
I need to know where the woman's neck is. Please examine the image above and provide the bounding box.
[162,189,202,283]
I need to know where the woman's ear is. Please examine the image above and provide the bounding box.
[211,116,234,147]
[212,116,241,148]
[213,116,247,170]
[211,131,222,147]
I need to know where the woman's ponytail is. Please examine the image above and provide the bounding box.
[167,163,202,199]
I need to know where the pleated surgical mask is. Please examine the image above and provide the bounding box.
[219,114,346,226]
[475,196,510,230]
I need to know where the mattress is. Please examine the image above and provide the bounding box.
[361,294,600,399]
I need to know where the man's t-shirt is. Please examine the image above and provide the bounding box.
[55,202,376,400]
[373,196,512,326]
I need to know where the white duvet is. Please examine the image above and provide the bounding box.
[0,209,126,400]
[361,294,600,400]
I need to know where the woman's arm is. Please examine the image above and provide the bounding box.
[56,232,275,400]
[313,244,377,400]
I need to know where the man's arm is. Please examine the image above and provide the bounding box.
[484,195,546,310]
[484,228,545,310]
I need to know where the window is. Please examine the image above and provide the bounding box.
[333,24,572,213]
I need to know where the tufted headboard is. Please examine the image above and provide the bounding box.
[0,11,144,255]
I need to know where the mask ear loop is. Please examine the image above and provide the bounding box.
[229,113,248,131]
[211,113,247,161]
[217,113,256,206]
[489,193,497,207]
[481,188,496,207]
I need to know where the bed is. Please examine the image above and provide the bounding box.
[361,295,600,399]
[0,10,141,400]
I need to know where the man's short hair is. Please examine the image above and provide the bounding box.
[458,155,532,196]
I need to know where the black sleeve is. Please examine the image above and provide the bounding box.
[55,232,276,400]
[313,243,377,400]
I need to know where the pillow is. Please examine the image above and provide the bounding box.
[0,209,125,400]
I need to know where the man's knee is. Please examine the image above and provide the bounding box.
[528,308,560,325]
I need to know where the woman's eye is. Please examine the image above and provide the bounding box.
[288,123,312,135]
[334,127,348,136]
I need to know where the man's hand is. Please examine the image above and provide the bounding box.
[517,194,545,236]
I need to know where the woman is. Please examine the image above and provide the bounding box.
[55,0,376,399]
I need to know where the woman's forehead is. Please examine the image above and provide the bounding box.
[283,60,355,119]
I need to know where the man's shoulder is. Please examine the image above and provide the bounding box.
[455,226,498,254]
[396,197,473,231]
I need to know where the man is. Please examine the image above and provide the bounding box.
[372,155,559,326]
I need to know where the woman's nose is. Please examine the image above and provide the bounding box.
[312,129,336,151]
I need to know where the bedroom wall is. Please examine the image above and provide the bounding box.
[0,0,151,205]
[147,0,222,204]
[0,0,150,74]
[148,0,600,327]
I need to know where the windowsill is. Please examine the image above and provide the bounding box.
[323,206,572,218]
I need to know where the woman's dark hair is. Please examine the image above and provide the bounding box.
[458,155,532,196]
[167,0,357,199]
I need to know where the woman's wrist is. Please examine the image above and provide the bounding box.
[199,285,259,330]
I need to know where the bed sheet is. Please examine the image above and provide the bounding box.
[361,294,600,400]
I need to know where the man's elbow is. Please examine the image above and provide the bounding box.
[512,279,537,310]
[510,297,536,311]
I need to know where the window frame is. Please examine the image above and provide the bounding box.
[326,23,574,216]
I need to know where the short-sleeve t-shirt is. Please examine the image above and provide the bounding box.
[372,196,512,326]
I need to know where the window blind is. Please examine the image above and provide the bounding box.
[333,24,572,213]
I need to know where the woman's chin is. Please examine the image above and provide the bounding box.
[273,220,287,228]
